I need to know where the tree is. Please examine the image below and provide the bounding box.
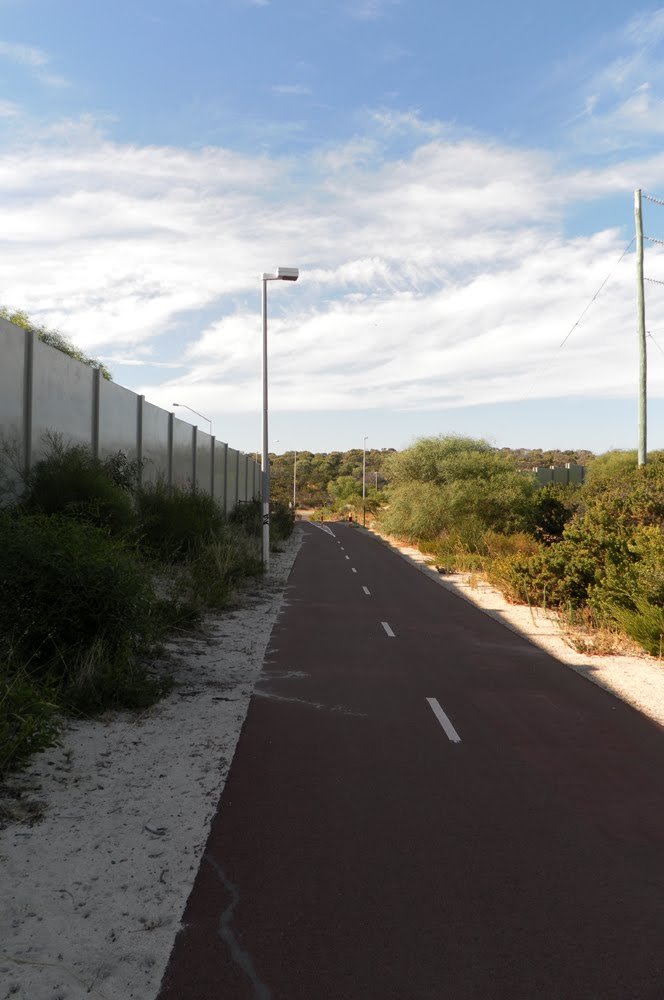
[0,307,112,380]
[380,435,536,542]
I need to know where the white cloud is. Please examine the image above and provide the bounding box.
[348,0,400,21]
[369,107,444,137]
[271,84,311,97]
[571,8,664,146]
[1,112,661,425]
[0,37,69,88]
[0,40,48,67]
[0,98,20,117]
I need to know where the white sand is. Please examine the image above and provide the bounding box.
[0,529,303,1000]
[3,521,664,1000]
[364,527,664,729]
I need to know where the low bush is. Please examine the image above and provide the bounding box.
[0,665,61,778]
[135,483,225,561]
[185,530,263,609]
[21,439,136,537]
[229,498,294,545]
[0,512,164,710]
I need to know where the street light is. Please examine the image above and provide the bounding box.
[172,402,212,436]
[261,267,299,568]
[362,435,368,527]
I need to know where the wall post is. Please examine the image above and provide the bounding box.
[91,368,101,460]
[22,328,34,478]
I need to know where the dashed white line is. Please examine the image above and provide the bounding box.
[345,555,350,560]
[351,568,357,574]
[381,621,395,638]
[362,586,371,595]
[426,698,461,743]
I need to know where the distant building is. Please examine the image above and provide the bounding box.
[531,463,586,487]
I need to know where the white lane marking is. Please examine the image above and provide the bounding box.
[381,621,395,638]
[363,586,371,595]
[340,546,345,550]
[345,555,350,560]
[310,521,336,537]
[352,568,357,574]
[426,698,461,743]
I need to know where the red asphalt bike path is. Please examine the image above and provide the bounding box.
[157,522,664,1000]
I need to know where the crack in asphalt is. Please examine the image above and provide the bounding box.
[204,854,271,1000]
[253,688,367,717]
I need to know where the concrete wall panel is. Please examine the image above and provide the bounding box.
[172,419,194,488]
[0,320,25,445]
[32,338,94,461]
[142,401,171,485]
[196,432,213,495]
[214,441,227,506]
[98,380,139,461]
[225,447,239,512]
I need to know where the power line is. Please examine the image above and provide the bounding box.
[557,237,635,349]
[647,332,664,357]
[644,193,664,207]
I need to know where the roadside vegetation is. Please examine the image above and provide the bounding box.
[0,437,293,779]
[1,306,113,380]
[374,436,664,660]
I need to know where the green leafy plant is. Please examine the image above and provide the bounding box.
[135,482,226,561]
[21,437,136,537]
[0,665,61,777]
[0,511,163,709]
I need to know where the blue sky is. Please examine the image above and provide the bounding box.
[3,0,664,456]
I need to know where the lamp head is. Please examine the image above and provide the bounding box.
[277,267,299,281]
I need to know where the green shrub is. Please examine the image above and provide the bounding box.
[529,484,580,543]
[602,598,664,657]
[379,436,536,542]
[0,666,61,777]
[135,482,225,561]
[185,530,263,609]
[0,512,163,709]
[229,498,294,546]
[21,440,136,537]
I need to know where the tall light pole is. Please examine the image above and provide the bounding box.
[172,402,212,436]
[635,189,647,466]
[261,267,299,568]
[362,435,368,527]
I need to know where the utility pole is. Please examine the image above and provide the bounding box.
[362,436,368,527]
[293,450,297,510]
[635,189,647,466]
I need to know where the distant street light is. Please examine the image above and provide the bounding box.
[261,267,299,568]
[172,402,212,436]
[362,435,368,527]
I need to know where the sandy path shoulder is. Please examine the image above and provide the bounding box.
[0,527,303,1000]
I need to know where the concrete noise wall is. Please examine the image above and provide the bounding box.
[0,318,260,512]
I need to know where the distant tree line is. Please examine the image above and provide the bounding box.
[269,444,595,510]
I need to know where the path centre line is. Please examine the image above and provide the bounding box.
[426,698,461,743]
[345,555,350,560]
[363,586,371,595]
[352,568,357,574]
[381,622,396,638]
